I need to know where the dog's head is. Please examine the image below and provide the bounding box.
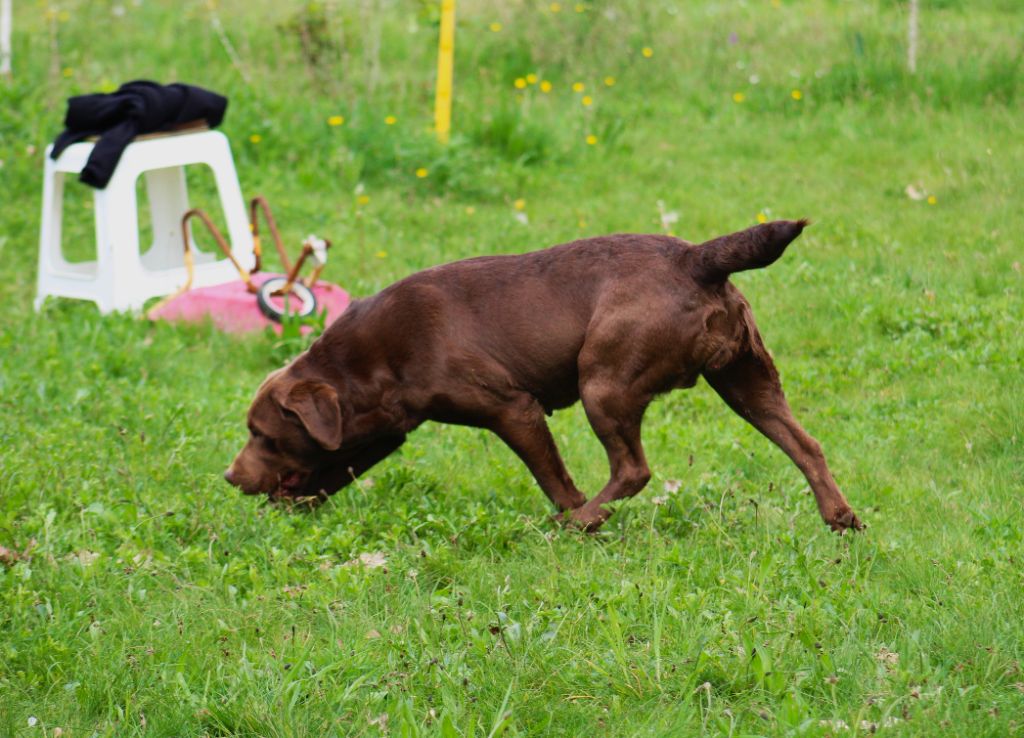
[224,368,343,498]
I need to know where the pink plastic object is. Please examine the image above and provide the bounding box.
[149,272,351,333]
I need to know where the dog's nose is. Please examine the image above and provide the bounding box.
[224,468,237,485]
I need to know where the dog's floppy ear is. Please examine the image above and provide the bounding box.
[280,380,343,450]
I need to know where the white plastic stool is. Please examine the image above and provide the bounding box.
[36,128,254,313]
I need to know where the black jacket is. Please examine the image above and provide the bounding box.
[51,80,228,188]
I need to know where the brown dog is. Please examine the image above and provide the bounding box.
[225,220,863,532]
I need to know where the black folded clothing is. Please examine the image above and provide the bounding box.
[51,80,228,188]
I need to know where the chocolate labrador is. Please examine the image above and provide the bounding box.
[225,220,863,532]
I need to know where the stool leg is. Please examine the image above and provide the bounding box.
[95,173,143,313]
[36,167,65,310]
[206,134,254,273]
[141,166,195,270]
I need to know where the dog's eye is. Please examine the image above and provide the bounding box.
[261,436,278,453]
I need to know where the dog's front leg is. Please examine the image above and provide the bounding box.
[487,396,587,512]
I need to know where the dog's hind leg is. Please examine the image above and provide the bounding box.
[704,350,863,533]
[565,373,653,531]
[488,396,587,512]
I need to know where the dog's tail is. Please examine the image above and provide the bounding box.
[693,219,809,284]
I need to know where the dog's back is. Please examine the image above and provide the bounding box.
[309,234,697,411]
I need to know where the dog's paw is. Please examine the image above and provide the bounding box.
[827,508,865,534]
[554,504,611,533]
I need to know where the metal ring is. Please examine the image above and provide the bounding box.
[256,277,317,323]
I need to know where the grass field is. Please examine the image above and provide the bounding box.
[1,1,1023,735]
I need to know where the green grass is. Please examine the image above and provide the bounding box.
[1,1,1023,736]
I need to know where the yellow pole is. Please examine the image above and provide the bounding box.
[434,0,456,144]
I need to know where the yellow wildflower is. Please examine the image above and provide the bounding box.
[514,77,527,89]
[62,67,73,78]
[572,81,585,93]
[585,134,598,145]
[732,92,745,103]
[416,168,429,178]
[375,250,388,258]
[582,95,593,106]
[575,3,586,12]
[357,195,371,206]
[791,89,802,100]
[489,22,502,32]
[549,2,562,12]
[465,206,476,215]
[514,198,526,211]
[642,47,654,58]
[526,73,538,84]
[540,80,553,93]
[327,115,345,126]
[249,134,262,144]
[604,76,616,87]
[927,195,937,205]
[384,115,397,125]
[756,212,767,224]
